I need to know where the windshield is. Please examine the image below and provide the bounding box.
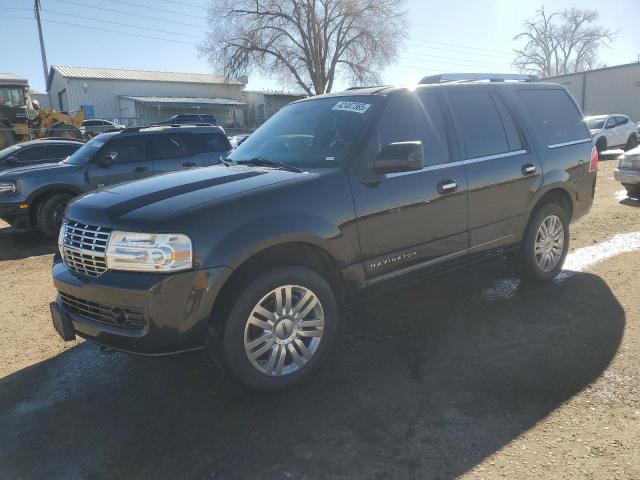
[586,117,606,130]
[63,136,107,164]
[0,87,26,107]
[228,95,381,167]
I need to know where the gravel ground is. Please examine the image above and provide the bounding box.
[0,158,639,479]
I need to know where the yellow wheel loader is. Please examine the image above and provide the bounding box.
[0,76,84,149]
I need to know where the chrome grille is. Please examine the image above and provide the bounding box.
[60,220,112,278]
[59,293,144,329]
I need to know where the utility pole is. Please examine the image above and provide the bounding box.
[34,0,49,89]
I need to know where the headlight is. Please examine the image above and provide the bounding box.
[619,154,640,170]
[106,231,193,272]
[0,181,18,195]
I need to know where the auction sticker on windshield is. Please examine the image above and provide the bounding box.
[332,101,371,114]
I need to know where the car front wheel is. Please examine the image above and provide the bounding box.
[217,266,338,390]
[514,203,569,283]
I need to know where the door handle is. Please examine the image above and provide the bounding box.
[438,180,458,194]
[182,161,196,167]
[133,166,148,172]
[522,164,537,175]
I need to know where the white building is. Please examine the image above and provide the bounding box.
[242,90,307,128]
[46,65,247,129]
[543,62,640,121]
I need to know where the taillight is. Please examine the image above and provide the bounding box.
[589,146,598,172]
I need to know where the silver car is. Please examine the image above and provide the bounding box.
[614,146,640,198]
[80,119,124,140]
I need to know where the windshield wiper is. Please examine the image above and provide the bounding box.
[236,156,303,173]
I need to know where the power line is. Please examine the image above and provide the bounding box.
[409,37,514,56]
[1,15,34,20]
[52,0,205,29]
[105,0,206,20]
[157,0,208,9]
[40,18,197,45]
[42,8,201,38]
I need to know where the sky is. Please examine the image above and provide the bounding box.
[1,0,639,94]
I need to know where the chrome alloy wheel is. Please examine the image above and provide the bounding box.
[244,285,325,377]
[534,214,565,272]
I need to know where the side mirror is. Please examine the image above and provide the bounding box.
[606,123,616,129]
[6,156,18,165]
[369,141,424,175]
[96,154,115,168]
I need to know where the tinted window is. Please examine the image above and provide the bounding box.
[102,136,146,164]
[616,116,629,126]
[190,132,231,153]
[150,133,192,160]
[605,117,616,128]
[53,144,81,158]
[15,146,51,162]
[372,91,449,166]
[448,91,509,158]
[517,89,589,146]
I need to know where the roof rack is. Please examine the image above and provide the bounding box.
[346,85,392,91]
[419,73,539,84]
[110,123,217,134]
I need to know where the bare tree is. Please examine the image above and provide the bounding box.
[199,0,408,95]
[513,7,615,77]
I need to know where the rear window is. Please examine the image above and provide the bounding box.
[517,89,589,146]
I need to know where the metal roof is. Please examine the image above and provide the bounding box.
[0,73,28,86]
[50,66,241,86]
[123,96,246,106]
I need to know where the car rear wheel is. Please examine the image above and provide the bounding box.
[596,137,607,154]
[625,184,640,198]
[216,266,337,391]
[514,203,569,284]
[36,193,73,238]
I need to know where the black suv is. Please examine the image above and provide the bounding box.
[0,139,83,171]
[50,75,597,390]
[0,125,231,236]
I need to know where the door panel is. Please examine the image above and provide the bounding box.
[351,91,469,281]
[446,89,541,252]
[86,136,151,188]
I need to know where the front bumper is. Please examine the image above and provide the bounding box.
[51,259,232,355]
[0,201,30,229]
[614,168,640,185]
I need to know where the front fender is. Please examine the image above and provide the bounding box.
[202,211,344,270]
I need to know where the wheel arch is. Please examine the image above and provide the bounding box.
[209,240,345,331]
[27,184,83,225]
[528,185,574,222]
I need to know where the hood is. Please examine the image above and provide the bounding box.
[66,165,308,229]
[589,129,601,137]
[0,161,81,179]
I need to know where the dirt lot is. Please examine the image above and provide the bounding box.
[1,158,639,479]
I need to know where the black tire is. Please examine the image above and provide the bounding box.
[596,137,607,154]
[625,135,638,151]
[36,193,73,238]
[215,266,338,391]
[514,203,569,284]
[0,128,16,149]
[48,123,83,140]
[625,184,640,198]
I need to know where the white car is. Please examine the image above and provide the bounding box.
[585,114,638,153]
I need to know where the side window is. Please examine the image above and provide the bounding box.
[102,136,146,164]
[190,132,232,153]
[150,133,192,160]
[52,144,80,158]
[15,146,48,162]
[447,91,509,158]
[605,117,616,128]
[371,93,449,167]
[517,89,589,146]
[616,116,629,126]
